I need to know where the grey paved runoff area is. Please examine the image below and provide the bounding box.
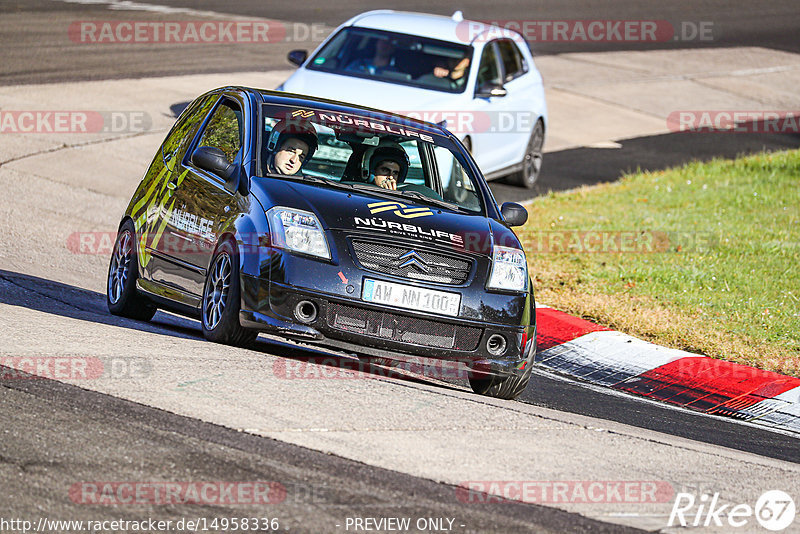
[2,3,800,533]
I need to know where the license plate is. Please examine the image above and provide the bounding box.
[361,279,461,317]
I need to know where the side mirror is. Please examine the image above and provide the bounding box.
[287,49,308,67]
[476,82,507,98]
[500,202,528,227]
[192,146,236,181]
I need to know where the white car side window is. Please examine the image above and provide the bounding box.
[497,39,527,82]
[476,43,502,88]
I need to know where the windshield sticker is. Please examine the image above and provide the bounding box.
[285,107,436,143]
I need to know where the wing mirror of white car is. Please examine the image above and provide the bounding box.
[500,202,528,227]
[476,83,508,98]
[287,50,308,67]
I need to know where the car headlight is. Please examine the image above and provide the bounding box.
[488,245,528,291]
[266,207,330,260]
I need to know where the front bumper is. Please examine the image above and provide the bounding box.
[240,274,535,378]
[239,229,535,377]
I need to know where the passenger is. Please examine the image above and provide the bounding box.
[363,142,409,190]
[419,57,470,90]
[264,120,318,175]
[372,159,402,190]
[432,57,470,82]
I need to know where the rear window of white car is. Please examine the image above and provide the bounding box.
[307,27,473,94]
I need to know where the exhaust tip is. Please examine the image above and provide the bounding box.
[486,334,507,356]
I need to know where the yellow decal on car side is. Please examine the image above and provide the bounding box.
[130,156,188,267]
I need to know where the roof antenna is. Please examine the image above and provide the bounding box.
[452,10,463,22]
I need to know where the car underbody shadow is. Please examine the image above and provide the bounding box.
[0,269,470,393]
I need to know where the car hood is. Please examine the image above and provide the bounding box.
[250,178,516,256]
[280,69,465,117]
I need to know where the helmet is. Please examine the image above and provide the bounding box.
[266,119,318,163]
[362,141,410,183]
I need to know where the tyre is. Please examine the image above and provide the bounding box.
[201,240,258,347]
[469,326,537,400]
[107,220,157,321]
[508,119,544,189]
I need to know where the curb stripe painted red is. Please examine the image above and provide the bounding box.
[534,306,800,434]
[618,359,800,413]
[535,307,610,351]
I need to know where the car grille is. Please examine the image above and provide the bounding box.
[350,240,471,285]
[327,302,482,351]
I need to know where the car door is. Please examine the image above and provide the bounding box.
[468,40,517,175]
[495,38,535,167]
[158,95,247,299]
[136,95,215,297]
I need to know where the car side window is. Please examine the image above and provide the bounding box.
[476,43,502,88]
[435,145,481,211]
[497,39,527,82]
[161,95,214,162]
[196,99,243,164]
[400,140,425,186]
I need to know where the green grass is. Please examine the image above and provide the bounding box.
[519,149,800,374]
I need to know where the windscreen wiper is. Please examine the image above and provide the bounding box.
[261,172,326,183]
[261,172,352,190]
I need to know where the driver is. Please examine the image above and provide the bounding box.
[346,37,398,75]
[264,120,318,175]
[363,141,409,190]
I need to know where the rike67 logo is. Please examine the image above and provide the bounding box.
[669,490,796,531]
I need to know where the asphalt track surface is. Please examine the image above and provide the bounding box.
[3,0,800,85]
[0,271,654,532]
[494,128,800,204]
[1,365,640,534]
[123,0,800,58]
[1,1,800,531]
[3,270,799,463]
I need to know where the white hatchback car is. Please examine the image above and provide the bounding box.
[277,10,547,189]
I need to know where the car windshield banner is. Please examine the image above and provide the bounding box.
[263,104,447,144]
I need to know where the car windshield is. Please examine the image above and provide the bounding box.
[306,27,472,94]
[258,103,484,214]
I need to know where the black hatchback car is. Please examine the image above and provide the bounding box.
[107,87,536,399]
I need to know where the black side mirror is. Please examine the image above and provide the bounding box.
[500,202,528,227]
[476,82,507,98]
[287,49,308,67]
[192,146,236,181]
